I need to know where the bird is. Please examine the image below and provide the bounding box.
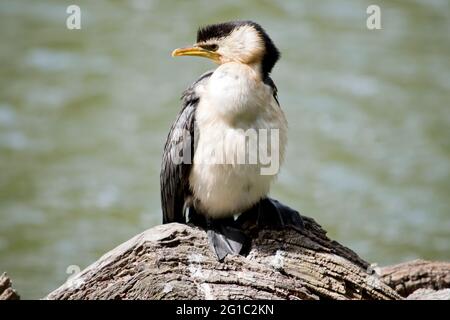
[161,21,303,260]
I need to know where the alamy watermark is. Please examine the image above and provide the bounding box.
[66,5,382,31]
[66,5,81,30]
[66,264,83,288]
[169,127,281,176]
[367,5,382,30]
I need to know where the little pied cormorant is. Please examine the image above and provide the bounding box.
[161,21,304,260]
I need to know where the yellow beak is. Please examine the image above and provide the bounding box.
[171,46,221,63]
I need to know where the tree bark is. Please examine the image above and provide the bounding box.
[46,216,405,300]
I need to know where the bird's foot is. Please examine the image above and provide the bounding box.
[186,198,304,261]
[237,197,305,234]
[205,218,251,261]
[186,208,250,261]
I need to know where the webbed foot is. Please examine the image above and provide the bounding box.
[186,208,250,261]
[186,198,304,261]
[237,197,304,233]
[206,220,250,261]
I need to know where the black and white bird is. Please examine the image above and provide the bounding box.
[161,21,303,260]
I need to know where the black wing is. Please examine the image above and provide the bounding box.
[160,71,213,224]
[264,76,280,106]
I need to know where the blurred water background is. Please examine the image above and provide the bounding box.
[0,0,449,299]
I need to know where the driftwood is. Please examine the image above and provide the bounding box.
[2,214,448,300]
[44,216,450,300]
[0,212,450,300]
[45,215,406,300]
[381,260,450,300]
[0,273,20,300]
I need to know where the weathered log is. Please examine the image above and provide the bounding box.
[45,216,404,300]
[406,288,450,300]
[380,260,450,299]
[0,272,20,300]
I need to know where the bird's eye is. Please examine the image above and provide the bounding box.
[201,44,219,51]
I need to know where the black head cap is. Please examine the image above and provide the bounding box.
[197,21,280,78]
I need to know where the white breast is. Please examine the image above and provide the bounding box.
[189,63,287,218]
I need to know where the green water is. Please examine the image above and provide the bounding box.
[0,0,449,299]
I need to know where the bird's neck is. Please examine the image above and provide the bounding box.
[245,62,264,81]
[200,62,270,127]
[219,59,264,80]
